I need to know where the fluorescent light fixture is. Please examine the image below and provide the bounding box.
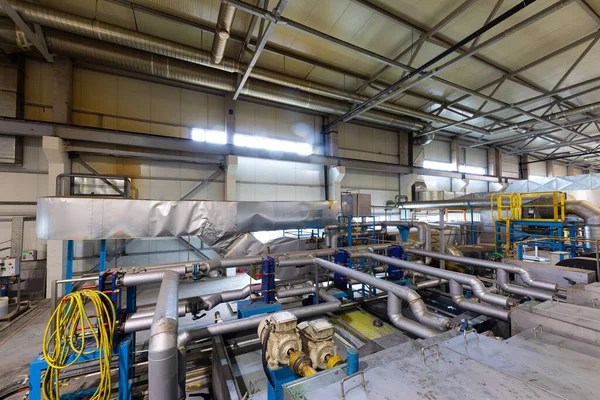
[234,133,312,155]
[191,128,227,144]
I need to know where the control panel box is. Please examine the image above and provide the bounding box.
[0,257,20,277]
[21,249,37,261]
[341,193,372,216]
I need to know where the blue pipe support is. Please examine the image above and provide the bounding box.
[65,240,74,294]
[261,256,276,304]
[99,239,107,273]
[333,250,350,291]
[386,245,404,280]
[346,347,359,375]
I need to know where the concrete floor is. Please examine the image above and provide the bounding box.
[0,272,258,397]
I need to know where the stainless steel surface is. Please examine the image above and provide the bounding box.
[511,300,600,346]
[566,200,600,247]
[284,327,600,399]
[449,279,510,321]
[148,270,179,400]
[341,193,372,217]
[497,269,555,301]
[506,260,596,287]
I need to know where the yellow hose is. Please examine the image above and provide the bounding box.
[41,289,116,400]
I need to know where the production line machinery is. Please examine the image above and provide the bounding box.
[27,240,576,400]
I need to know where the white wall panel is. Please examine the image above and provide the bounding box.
[465,147,487,168]
[529,161,546,177]
[337,122,399,163]
[424,140,451,163]
[235,101,318,144]
[342,169,399,208]
[502,155,520,178]
[467,180,489,193]
[554,164,568,177]
[422,175,452,191]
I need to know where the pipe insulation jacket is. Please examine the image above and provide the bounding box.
[449,280,510,321]
[364,253,514,308]
[312,258,453,331]
[148,271,179,400]
[405,248,558,292]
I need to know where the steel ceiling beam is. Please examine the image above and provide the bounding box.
[575,0,600,25]
[354,0,477,95]
[232,0,288,100]
[0,0,53,61]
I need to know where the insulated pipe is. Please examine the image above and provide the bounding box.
[198,284,261,310]
[312,258,453,331]
[365,253,513,308]
[148,271,179,400]
[211,2,236,64]
[387,294,439,338]
[122,268,188,287]
[405,248,558,292]
[276,286,317,298]
[412,279,447,289]
[566,200,600,248]
[449,280,510,321]
[496,270,554,301]
[128,304,188,320]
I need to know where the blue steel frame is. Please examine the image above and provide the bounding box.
[266,366,296,400]
[495,220,579,259]
[29,334,133,400]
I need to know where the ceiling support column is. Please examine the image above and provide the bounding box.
[42,137,71,298]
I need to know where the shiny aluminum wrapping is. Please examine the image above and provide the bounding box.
[36,197,339,257]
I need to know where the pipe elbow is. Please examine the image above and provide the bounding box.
[177,331,192,348]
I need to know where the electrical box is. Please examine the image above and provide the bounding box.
[0,257,20,277]
[21,249,37,261]
[341,193,372,216]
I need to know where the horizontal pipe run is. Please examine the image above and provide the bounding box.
[412,279,447,289]
[365,253,513,308]
[496,270,554,301]
[176,288,341,346]
[312,258,453,331]
[449,280,510,321]
[406,248,558,292]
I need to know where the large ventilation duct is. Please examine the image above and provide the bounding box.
[36,197,340,258]
[0,0,492,134]
[414,132,435,146]
[211,2,236,64]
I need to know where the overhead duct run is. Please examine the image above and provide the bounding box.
[0,0,491,133]
[211,1,236,64]
[36,197,339,258]
[414,132,435,146]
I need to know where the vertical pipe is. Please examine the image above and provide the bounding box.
[470,208,475,244]
[65,240,74,294]
[439,209,445,269]
[148,270,179,400]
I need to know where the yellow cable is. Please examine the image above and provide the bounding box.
[41,289,116,400]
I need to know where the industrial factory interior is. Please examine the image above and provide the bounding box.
[4,0,600,399]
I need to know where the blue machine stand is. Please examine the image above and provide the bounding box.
[266,366,296,400]
[238,257,282,318]
[386,245,410,285]
[29,334,134,400]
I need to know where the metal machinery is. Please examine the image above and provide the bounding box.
[22,190,600,399]
[492,191,579,259]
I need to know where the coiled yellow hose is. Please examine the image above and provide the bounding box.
[41,289,116,399]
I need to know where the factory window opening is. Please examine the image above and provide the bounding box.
[191,128,228,144]
[234,133,313,155]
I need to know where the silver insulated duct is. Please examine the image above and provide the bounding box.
[36,197,340,258]
[211,2,236,64]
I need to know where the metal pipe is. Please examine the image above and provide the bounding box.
[496,270,554,301]
[312,258,453,331]
[566,200,600,248]
[406,248,558,292]
[449,280,510,321]
[387,293,439,338]
[129,304,188,319]
[148,270,179,400]
[412,279,447,289]
[365,253,513,308]
[276,286,316,298]
[211,1,236,64]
